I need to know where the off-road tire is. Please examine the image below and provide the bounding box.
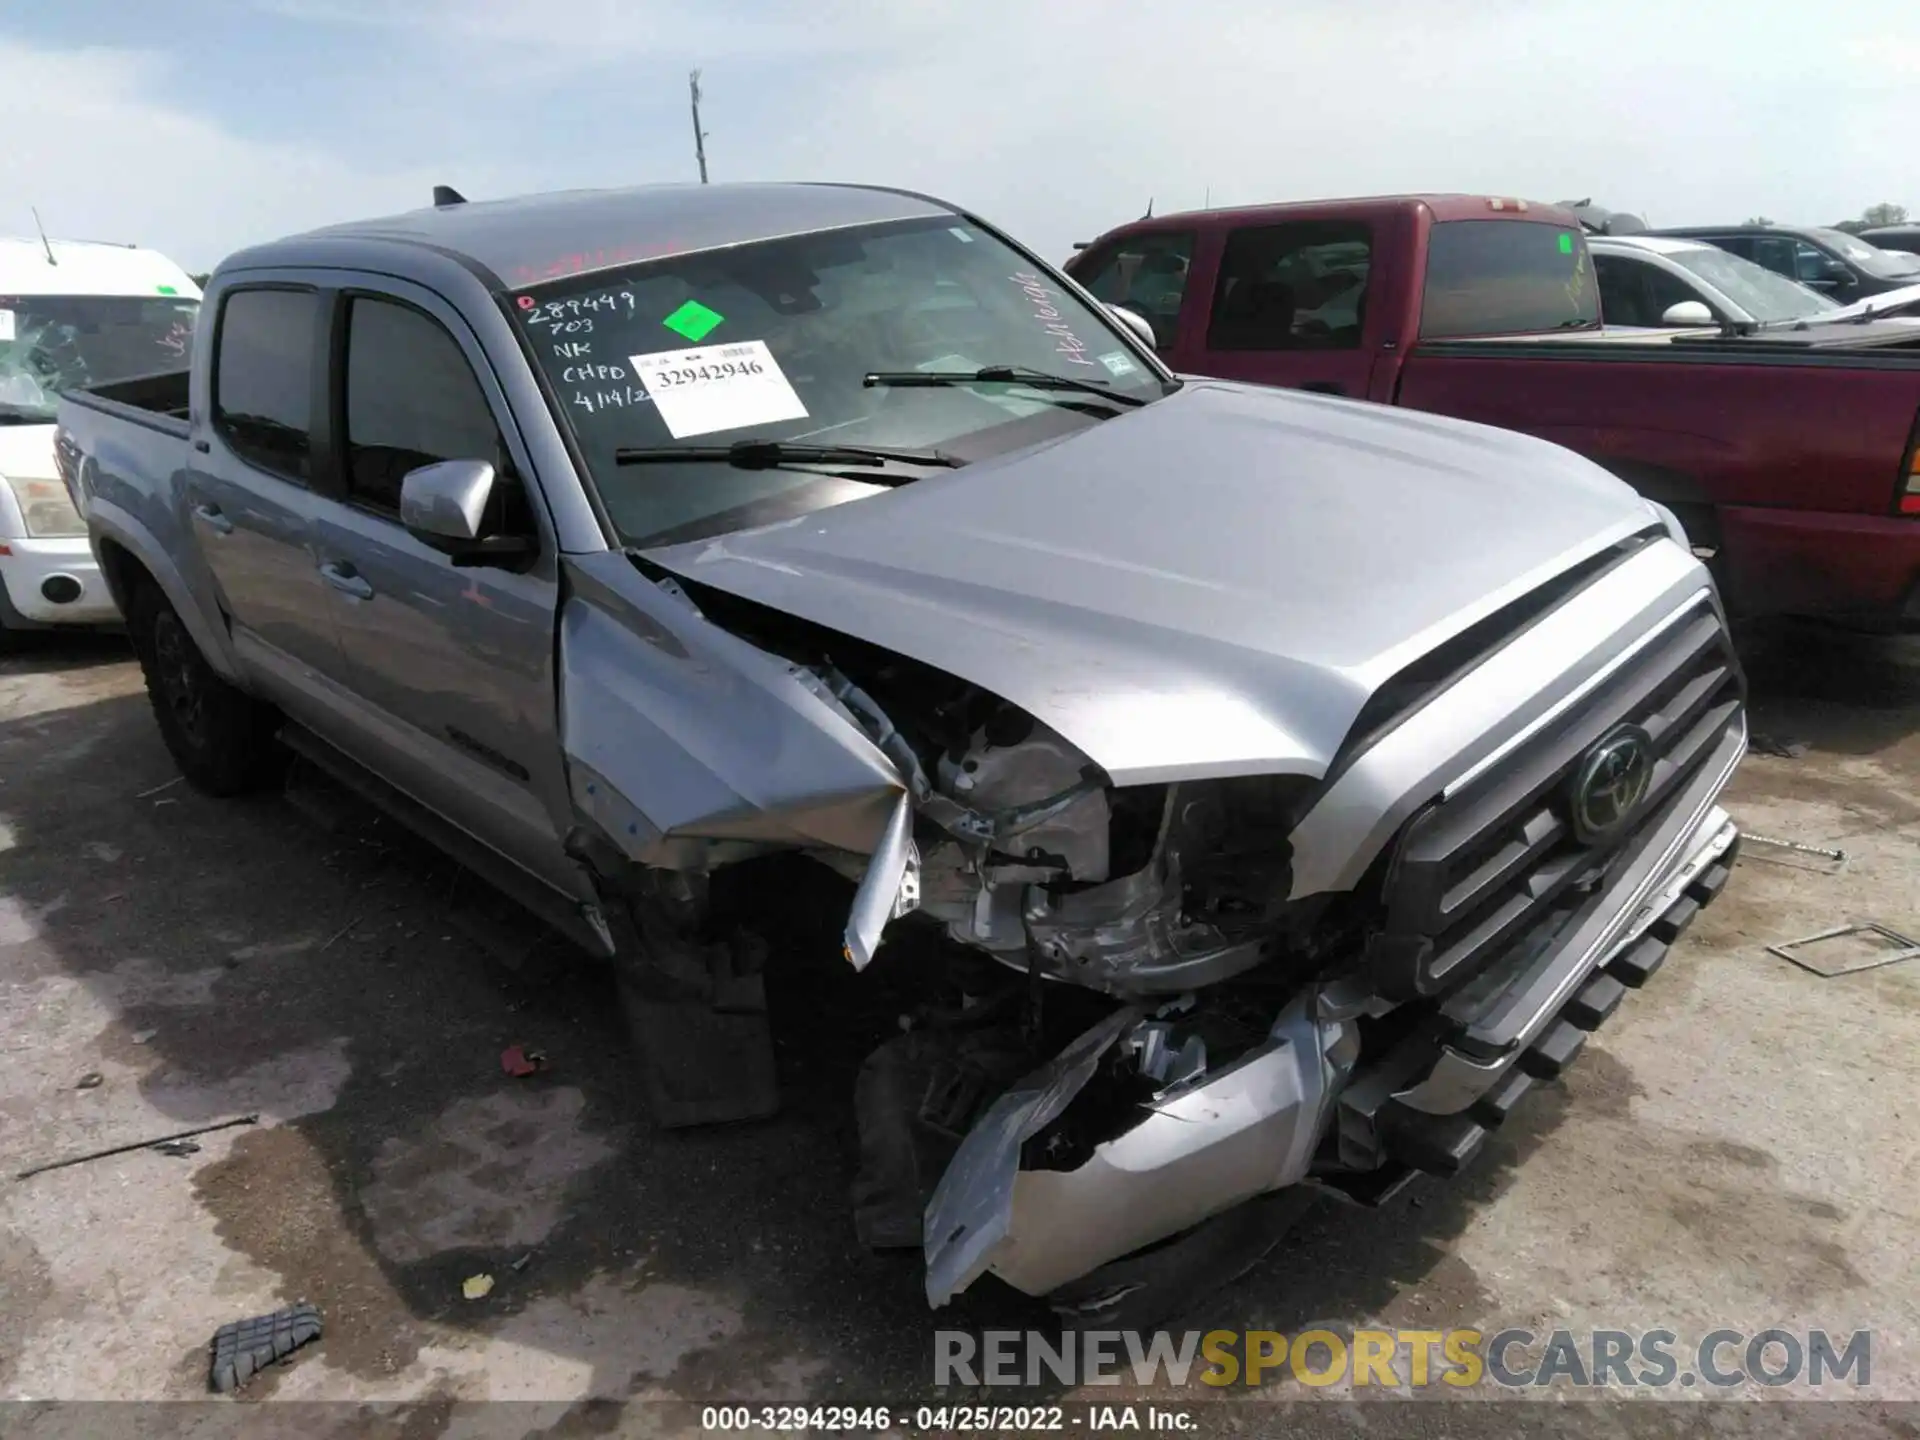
[127,579,284,796]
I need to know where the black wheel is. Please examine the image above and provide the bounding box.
[127,580,284,796]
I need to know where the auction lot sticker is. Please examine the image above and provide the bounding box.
[628,340,807,439]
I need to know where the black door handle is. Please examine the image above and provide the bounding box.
[192,439,210,453]
[1301,381,1347,397]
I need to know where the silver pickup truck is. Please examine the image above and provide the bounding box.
[58,182,1746,1322]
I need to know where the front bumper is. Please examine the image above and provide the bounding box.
[0,535,119,628]
[1352,723,1744,1178]
[922,716,1745,1308]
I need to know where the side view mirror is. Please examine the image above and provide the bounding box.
[400,459,533,566]
[1659,300,1715,327]
[1105,304,1159,351]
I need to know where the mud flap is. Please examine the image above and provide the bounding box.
[618,975,780,1129]
[603,885,781,1129]
[851,1029,1030,1250]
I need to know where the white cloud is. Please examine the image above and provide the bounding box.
[722,0,1920,257]
[0,36,493,270]
[5,3,1917,274]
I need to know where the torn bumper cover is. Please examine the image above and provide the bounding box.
[922,719,1744,1308]
[923,990,1359,1306]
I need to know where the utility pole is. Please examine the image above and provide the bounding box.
[689,70,710,184]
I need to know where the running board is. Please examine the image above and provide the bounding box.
[276,722,614,961]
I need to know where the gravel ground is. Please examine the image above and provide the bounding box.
[1,619,1915,1437]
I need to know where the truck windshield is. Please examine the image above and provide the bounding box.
[1418,219,1600,338]
[0,294,199,425]
[1668,247,1838,324]
[512,216,1168,547]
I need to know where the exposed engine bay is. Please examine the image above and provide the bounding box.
[814,657,1389,1315]
[605,578,1383,1318]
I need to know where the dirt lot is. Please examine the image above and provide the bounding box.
[1,620,1916,1435]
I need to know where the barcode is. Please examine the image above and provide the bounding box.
[718,344,758,360]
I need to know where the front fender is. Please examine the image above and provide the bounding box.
[557,551,905,873]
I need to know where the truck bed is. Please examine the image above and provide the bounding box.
[61,369,192,440]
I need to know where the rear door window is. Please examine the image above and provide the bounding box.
[1070,231,1194,348]
[1207,222,1372,350]
[1418,220,1598,338]
[213,287,317,481]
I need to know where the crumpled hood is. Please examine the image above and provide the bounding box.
[643,380,1656,786]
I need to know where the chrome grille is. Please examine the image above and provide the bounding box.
[1368,601,1743,1002]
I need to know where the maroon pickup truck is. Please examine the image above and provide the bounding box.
[1064,195,1920,629]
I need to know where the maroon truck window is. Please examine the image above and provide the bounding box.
[1419,220,1598,338]
[1206,222,1372,352]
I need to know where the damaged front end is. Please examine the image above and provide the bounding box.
[920,985,1361,1309]
[558,557,1353,1308]
[801,656,1368,1313]
[563,547,1746,1319]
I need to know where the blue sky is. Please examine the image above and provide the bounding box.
[4,0,1916,272]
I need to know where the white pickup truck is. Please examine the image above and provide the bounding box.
[58,182,1747,1321]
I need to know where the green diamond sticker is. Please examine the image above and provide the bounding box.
[1557,233,1574,254]
[662,300,724,342]
[157,284,178,294]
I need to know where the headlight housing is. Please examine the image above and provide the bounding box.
[3,473,86,538]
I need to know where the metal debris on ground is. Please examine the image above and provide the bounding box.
[135,776,184,799]
[462,1273,495,1300]
[15,1114,261,1180]
[500,1043,548,1078]
[208,1302,323,1393]
[153,1140,201,1158]
[131,1028,158,1045]
[1750,733,1808,759]
[1740,832,1847,873]
[75,1072,103,1090]
[1767,922,1920,978]
[318,916,361,952]
[510,1252,535,1272]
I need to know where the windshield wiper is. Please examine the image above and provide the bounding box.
[863,365,1150,408]
[614,439,962,472]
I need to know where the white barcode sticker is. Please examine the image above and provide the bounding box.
[628,339,807,439]
[0,309,14,342]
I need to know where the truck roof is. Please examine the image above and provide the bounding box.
[0,237,201,298]
[1121,194,1584,229]
[249,182,958,290]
